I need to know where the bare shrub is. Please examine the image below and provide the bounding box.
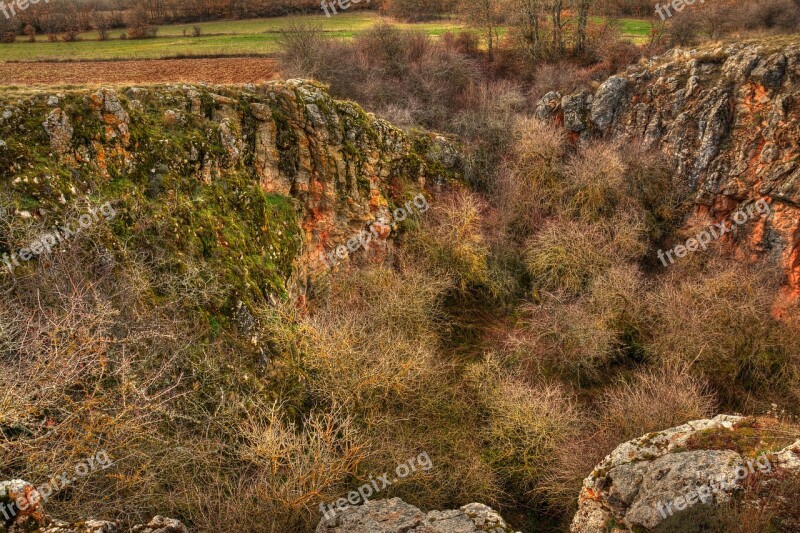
[539,368,716,513]
[258,266,501,513]
[494,116,565,235]
[744,0,800,31]
[62,29,79,42]
[562,142,629,222]
[441,31,480,56]
[238,406,368,528]
[619,147,686,242]
[467,358,582,503]
[407,189,492,295]
[598,369,717,441]
[523,217,645,296]
[0,245,188,524]
[450,80,527,191]
[644,260,796,407]
[529,62,592,99]
[23,24,36,42]
[126,7,158,40]
[277,22,355,89]
[504,265,646,385]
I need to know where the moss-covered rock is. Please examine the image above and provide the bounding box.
[0,80,463,311]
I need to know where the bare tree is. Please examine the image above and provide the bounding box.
[575,0,592,53]
[462,0,505,61]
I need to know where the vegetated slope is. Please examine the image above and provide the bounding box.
[535,36,800,300]
[1,36,800,533]
[0,80,461,530]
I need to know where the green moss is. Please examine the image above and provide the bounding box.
[675,417,798,458]
[270,107,300,178]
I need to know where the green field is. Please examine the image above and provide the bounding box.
[606,17,653,44]
[0,12,652,62]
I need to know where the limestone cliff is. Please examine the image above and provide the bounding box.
[0,80,461,304]
[536,37,800,298]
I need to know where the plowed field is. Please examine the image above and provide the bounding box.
[0,57,278,85]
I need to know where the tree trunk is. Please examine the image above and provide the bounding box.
[576,0,591,53]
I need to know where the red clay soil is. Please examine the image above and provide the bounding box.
[0,57,279,85]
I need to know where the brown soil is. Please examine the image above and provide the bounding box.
[0,57,279,85]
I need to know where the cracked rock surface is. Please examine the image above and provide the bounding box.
[570,415,800,532]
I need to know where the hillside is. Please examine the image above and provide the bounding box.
[1,33,800,533]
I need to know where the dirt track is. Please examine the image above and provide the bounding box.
[0,57,279,85]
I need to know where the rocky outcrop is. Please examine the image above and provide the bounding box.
[0,478,187,533]
[571,415,800,532]
[535,38,800,297]
[1,80,461,295]
[315,498,516,533]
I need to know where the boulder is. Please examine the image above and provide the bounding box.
[316,497,517,533]
[571,415,800,532]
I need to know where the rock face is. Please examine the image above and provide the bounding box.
[536,38,800,298]
[315,497,516,533]
[571,414,800,532]
[1,80,461,294]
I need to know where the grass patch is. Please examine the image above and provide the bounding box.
[0,13,650,62]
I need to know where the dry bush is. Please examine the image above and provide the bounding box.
[539,367,716,514]
[238,406,368,527]
[711,472,800,533]
[585,263,647,348]
[406,190,492,294]
[575,21,643,77]
[521,298,620,383]
[666,14,703,46]
[0,244,190,525]
[529,62,592,99]
[24,24,36,42]
[349,25,477,129]
[276,21,342,81]
[450,80,527,190]
[597,368,717,442]
[441,31,480,56]
[495,117,565,236]
[257,265,502,512]
[523,216,646,296]
[505,265,646,385]
[745,0,800,31]
[644,260,798,408]
[619,147,686,242]
[562,142,629,222]
[467,358,582,503]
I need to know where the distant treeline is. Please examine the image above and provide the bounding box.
[0,0,372,37]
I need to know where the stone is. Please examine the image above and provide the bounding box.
[534,91,562,121]
[315,497,517,533]
[0,480,46,532]
[130,516,189,533]
[590,76,628,130]
[42,108,73,155]
[562,91,591,132]
[571,415,800,532]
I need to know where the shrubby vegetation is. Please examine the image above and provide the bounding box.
[1,4,799,533]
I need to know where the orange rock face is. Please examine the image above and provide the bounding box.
[537,39,800,297]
